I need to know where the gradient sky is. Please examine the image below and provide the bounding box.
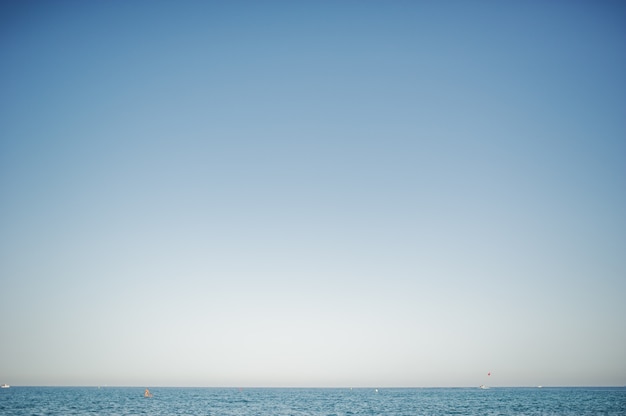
[1,1,625,387]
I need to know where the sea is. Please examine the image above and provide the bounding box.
[1,386,625,415]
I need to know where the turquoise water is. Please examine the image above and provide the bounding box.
[1,387,625,415]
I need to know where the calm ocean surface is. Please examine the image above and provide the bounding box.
[1,386,625,415]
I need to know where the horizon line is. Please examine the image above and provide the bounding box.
[5,385,625,389]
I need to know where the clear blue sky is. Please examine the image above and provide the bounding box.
[1,0,625,387]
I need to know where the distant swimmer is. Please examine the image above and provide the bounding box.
[144,388,153,398]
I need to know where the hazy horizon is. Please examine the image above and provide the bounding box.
[1,1,625,388]
[4,384,626,388]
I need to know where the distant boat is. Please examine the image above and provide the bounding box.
[1,384,9,389]
[479,370,492,390]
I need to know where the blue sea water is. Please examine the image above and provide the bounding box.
[1,386,625,415]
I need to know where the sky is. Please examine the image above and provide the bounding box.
[1,0,625,388]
